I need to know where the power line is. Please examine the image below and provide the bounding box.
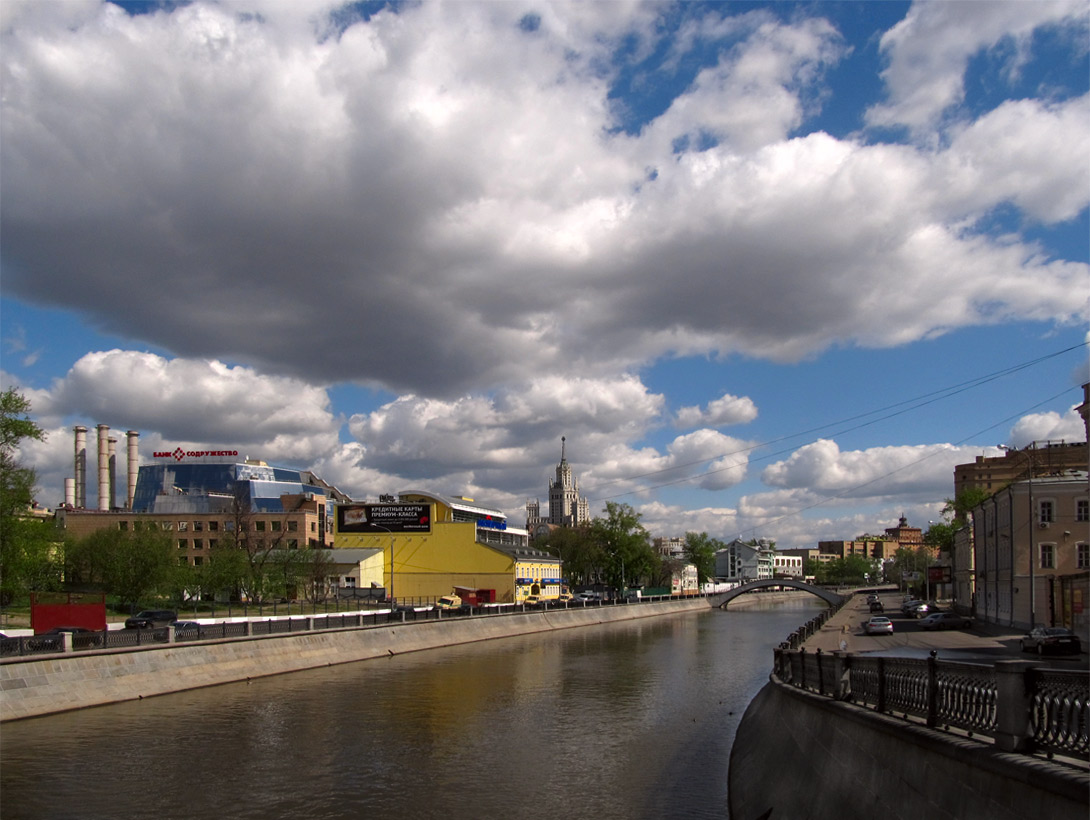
[586,339,1087,504]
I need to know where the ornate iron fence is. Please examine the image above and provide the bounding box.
[774,646,1088,759]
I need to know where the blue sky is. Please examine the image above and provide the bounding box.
[2,0,1087,548]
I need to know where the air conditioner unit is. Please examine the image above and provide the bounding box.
[1038,522,1051,529]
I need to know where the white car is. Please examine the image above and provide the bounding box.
[863,616,893,635]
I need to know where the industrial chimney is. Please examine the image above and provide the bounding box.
[126,431,139,510]
[97,424,110,512]
[74,426,87,509]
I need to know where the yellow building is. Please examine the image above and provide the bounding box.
[333,491,562,604]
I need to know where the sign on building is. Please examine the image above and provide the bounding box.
[337,503,431,533]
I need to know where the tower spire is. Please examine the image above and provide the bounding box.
[561,436,566,462]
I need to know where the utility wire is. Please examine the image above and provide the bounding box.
[586,339,1087,503]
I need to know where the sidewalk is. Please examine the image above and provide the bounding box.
[800,591,1032,657]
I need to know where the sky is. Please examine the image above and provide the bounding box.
[2,0,1088,550]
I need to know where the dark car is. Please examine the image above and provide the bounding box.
[868,601,884,613]
[918,612,972,630]
[124,609,178,629]
[31,626,101,651]
[1020,626,1082,655]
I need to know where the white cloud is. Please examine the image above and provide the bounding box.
[1,3,1083,398]
[761,439,974,499]
[1008,405,1087,447]
[866,0,1087,133]
[676,392,758,429]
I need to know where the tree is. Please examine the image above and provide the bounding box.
[588,502,658,591]
[683,531,722,585]
[65,525,176,608]
[536,525,602,587]
[0,388,50,602]
[810,555,874,585]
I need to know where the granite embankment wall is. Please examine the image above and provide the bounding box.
[2,597,716,722]
[729,676,1088,820]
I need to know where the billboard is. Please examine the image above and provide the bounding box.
[928,565,951,584]
[337,503,431,533]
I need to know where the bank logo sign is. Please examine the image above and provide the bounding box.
[337,503,431,533]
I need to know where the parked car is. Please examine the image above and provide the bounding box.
[918,612,972,630]
[1020,626,1082,655]
[863,616,893,635]
[555,592,574,603]
[902,601,939,618]
[900,600,923,616]
[124,609,178,629]
[523,595,544,608]
[31,626,101,651]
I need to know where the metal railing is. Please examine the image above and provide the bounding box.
[0,590,715,659]
[774,645,1089,760]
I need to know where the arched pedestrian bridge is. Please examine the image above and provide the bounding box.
[708,579,846,609]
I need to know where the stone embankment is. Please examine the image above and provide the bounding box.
[2,598,713,722]
[728,592,1089,820]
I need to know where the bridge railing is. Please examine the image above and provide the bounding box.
[773,646,1089,761]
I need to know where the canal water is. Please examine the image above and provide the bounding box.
[0,598,824,820]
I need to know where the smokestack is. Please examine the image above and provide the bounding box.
[127,431,139,510]
[108,436,117,510]
[74,426,87,508]
[97,424,110,512]
[64,478,75,508]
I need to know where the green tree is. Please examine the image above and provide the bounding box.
[811,555,874,585]
[0,388,51,602]
[65,524,176,607]
[683,531,722,585]
[536,525,602,587]
[589,502,658,592]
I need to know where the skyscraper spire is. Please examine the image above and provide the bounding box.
[561,435,566,462]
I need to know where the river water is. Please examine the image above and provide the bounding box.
[0,598,824,820]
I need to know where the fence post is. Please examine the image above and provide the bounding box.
[167,624,177,644]
[816,648,824,695]
[799,647,807,690]
[876,656,886,714]
[926,650,938,728]
[994,660,1037,752]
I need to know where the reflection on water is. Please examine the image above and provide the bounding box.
[1,599,825,820]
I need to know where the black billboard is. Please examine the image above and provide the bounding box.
[337,503,431,533]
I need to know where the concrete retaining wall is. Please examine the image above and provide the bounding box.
[728,677,1089,820]
[1,598,709,722]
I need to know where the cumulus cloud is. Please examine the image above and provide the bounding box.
[676,392,758,429]
[866,0,1087,133]
[761,439,975,499]
[34,350,341,460]
[1,2,1085,399]
[1008,405,1088,447]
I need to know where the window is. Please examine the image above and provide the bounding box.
[256,521,266,532]
[1078,544,1089,570]
[209,539,217,550]
[193,539,203,550]
[1040,543,1054,569]
[209,520,219,532]
[194,521,204,532]
[288,520,298,532]
[119,521,129,531]
[310,522,316,532]
[225,521,235,532]
[178,539,188,550]
[1038,500,1054,523]
[271,521,281,532]
[178,521,189,532]
[179,557,189,566]
[193,556,203,566]
[161,521,174,531]
[288,539,298,549]
[1077,499,1089,522]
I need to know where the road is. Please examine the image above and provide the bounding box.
[803,590,1087,668]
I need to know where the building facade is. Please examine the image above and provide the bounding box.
[972,472,1088,637]
[715,539,774,581]
[526,437,591,532]
[335,491,560,604]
